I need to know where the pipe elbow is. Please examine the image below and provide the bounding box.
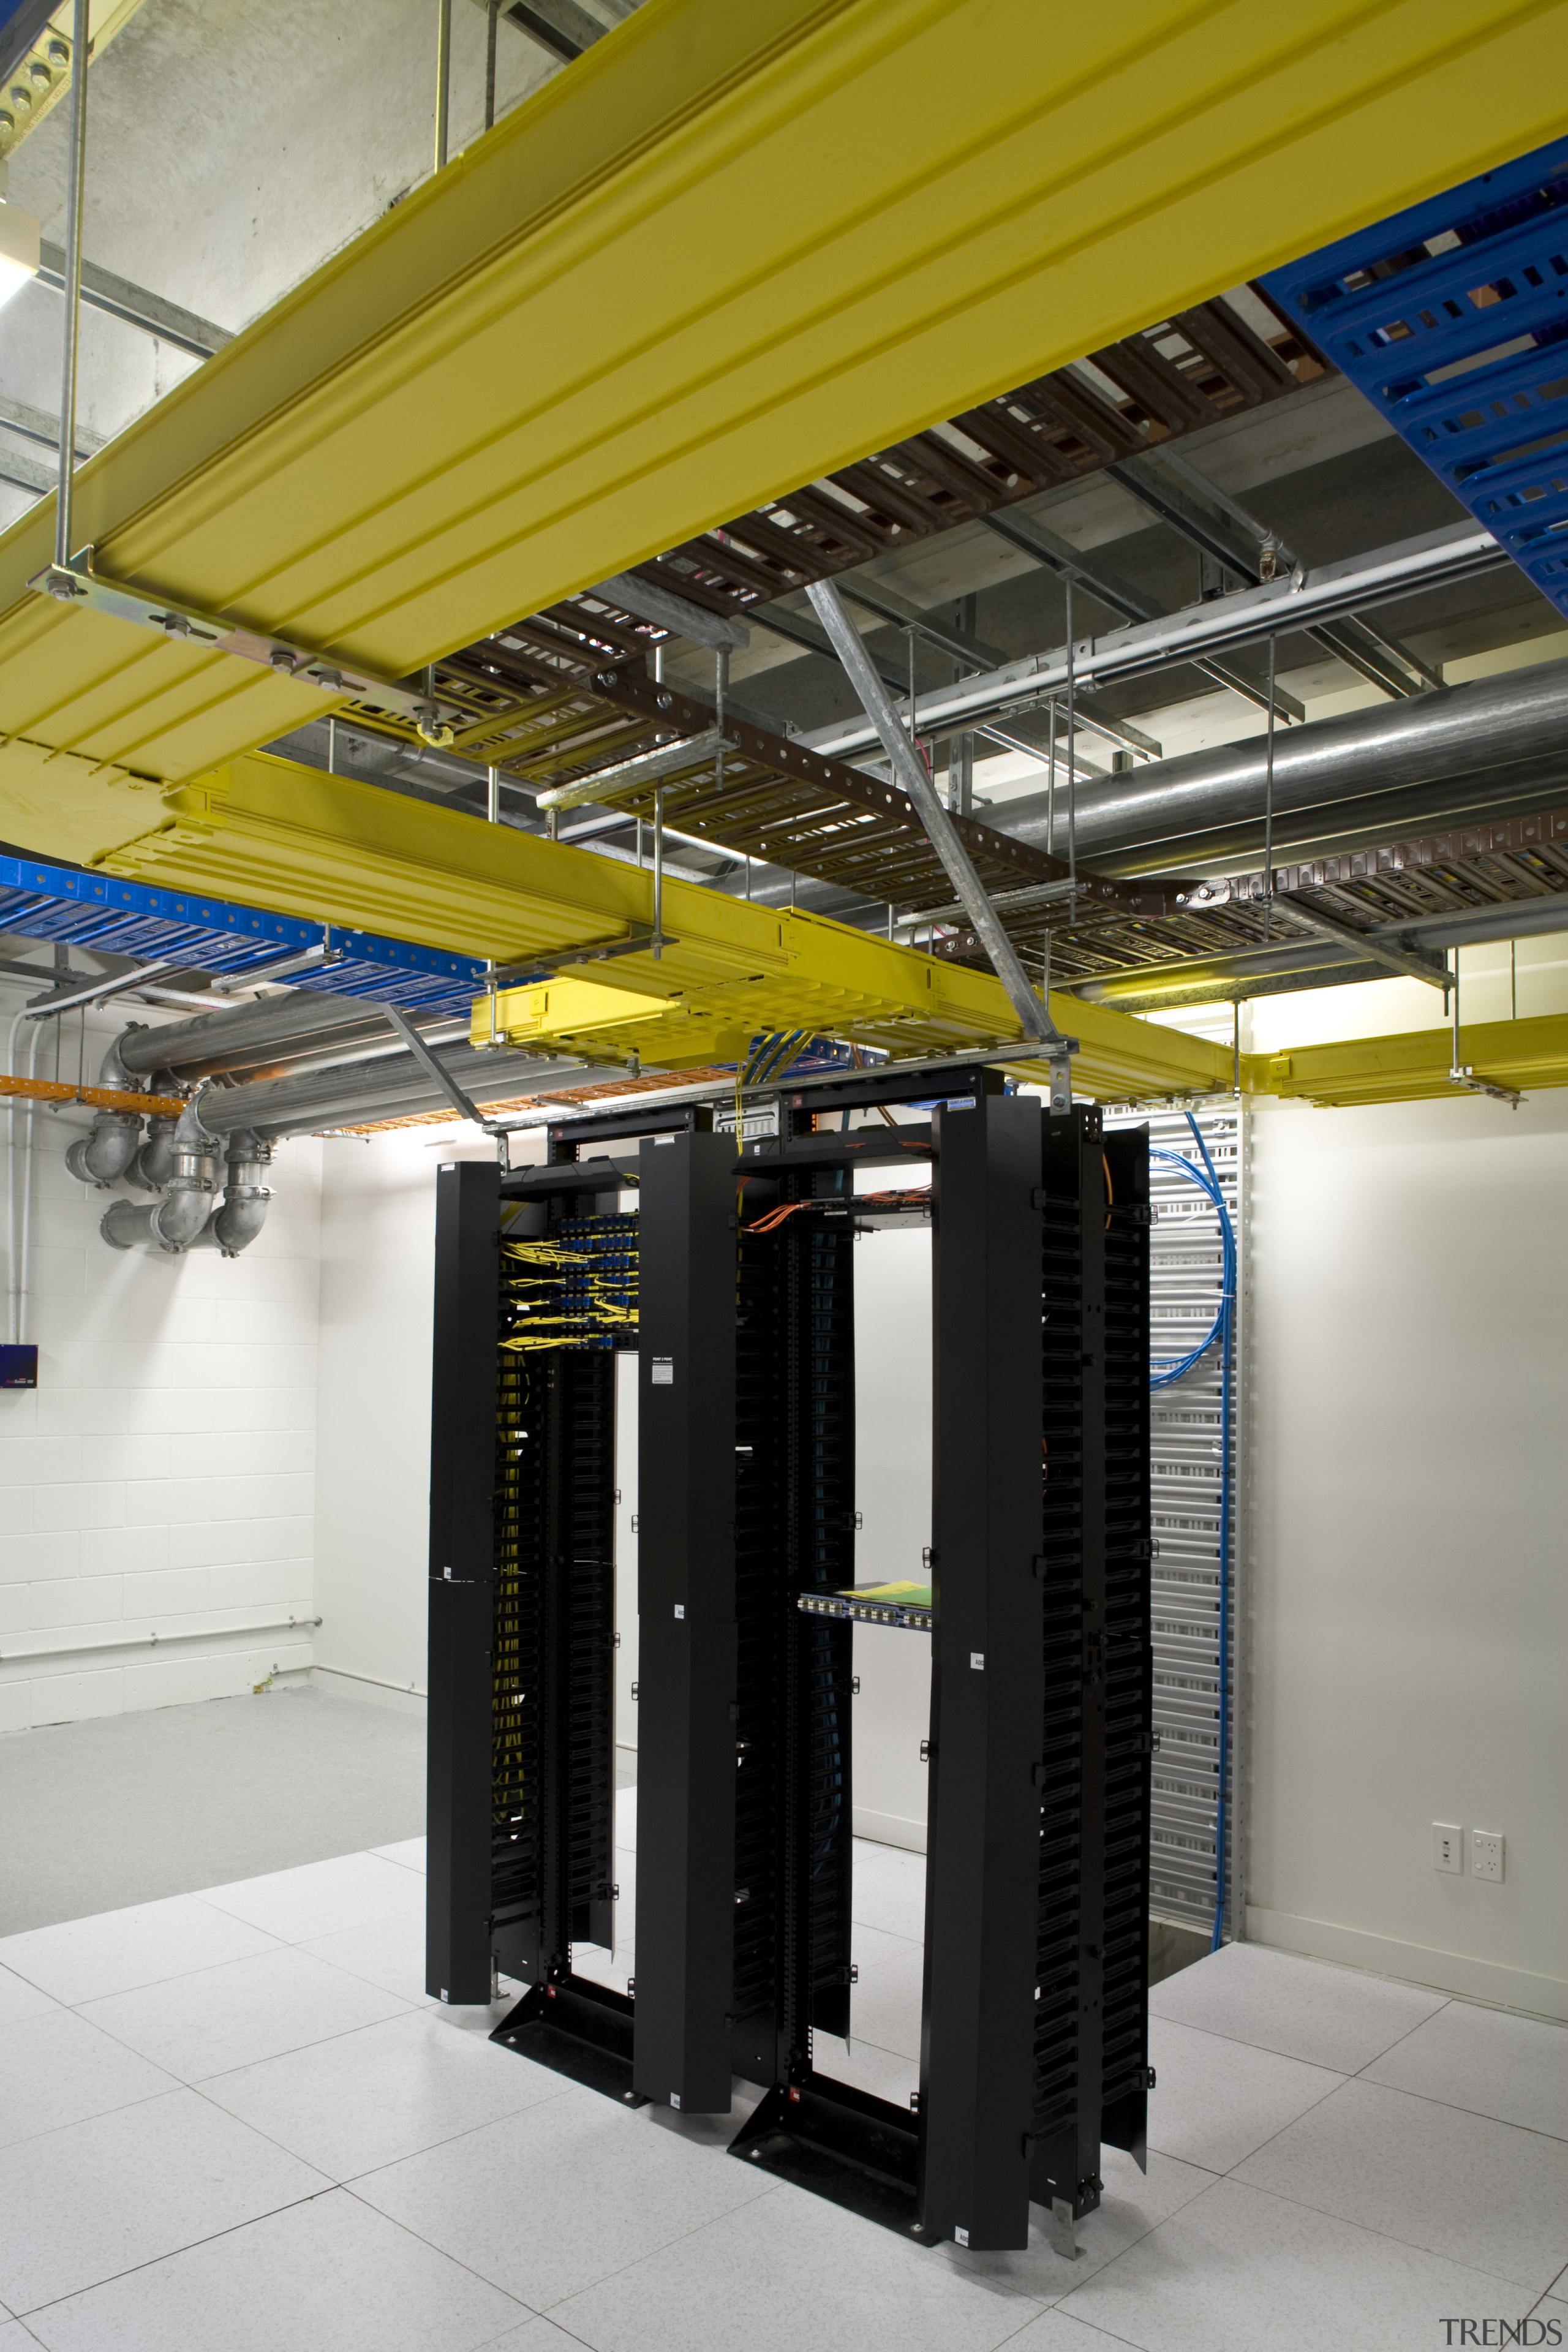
[151,1184,220,1251]
[212,1128,272,1256]
[126,1113,180,1193]
[98,1025,149,1093]
[66,1110,143,1188]
[211,1194,271,1255]
[97,1110,271,1257]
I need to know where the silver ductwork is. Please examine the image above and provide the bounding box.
[100,1098,221,1254]
[189,1042,600,1142]
[113,991,401,1083]
[726,655,1568,921]
[994,657,1568,879]
[88,995,596,1259]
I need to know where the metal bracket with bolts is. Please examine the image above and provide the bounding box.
[28,549,464,746]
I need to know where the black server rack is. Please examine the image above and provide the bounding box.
[424,1139,647,2095]
[425,1079,1152,2252]
[633,1130,858,2113]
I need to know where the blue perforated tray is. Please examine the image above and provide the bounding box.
[1264,137,1568,620]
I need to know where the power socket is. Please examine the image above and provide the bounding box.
[1472,1831,1506,1883]
[1432,1823,1462,1874]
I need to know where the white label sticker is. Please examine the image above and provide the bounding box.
[970,1651,985,1672]
[671,2092,682,2109]
[674,1604,685,1619]
[653,1135,674,1145]
[955,2226,970,2247]
[651,1359,674,1385]
[946,1098,976,1111]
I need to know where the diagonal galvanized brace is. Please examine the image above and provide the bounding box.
[383,1006,497,1133]
[805,578,1071,1065]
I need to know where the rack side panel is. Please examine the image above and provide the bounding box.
[633,1132,739,2112]
[426,1159,500,2005]
[1100,1127,1153,2165]
[921,1093,1046,2251]
[1029,1104,1129,2226]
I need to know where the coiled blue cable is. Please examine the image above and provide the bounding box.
[1147,1114,1235,1953]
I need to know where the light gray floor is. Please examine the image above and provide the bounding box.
[0,1813,1563,2349]
[0,1689,426,1935]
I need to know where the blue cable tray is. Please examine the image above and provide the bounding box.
[1264,136,1568,620]
[0,858,860,1082]
[0,857,486,1017]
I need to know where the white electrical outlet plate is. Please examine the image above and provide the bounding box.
[1472,1831,1505,1882]
[1432,1823,1463,1874]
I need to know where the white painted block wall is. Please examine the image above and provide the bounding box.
[1245,1090,1568,2018]
[850,1205,933,1853]
[312,1128,450,1704]
[0,994,322,1732]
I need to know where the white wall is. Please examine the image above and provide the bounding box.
[1244,1090,1568,2018]
[851,1204,932,1851]
[312,1128,450,1705]
[0,995,322,1732]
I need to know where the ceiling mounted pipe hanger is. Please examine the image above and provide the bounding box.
[434,0,453,172]
[52,0,89,578]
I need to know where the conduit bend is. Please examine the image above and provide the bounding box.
[100,1095,220,1255]
[193,1128,273,1257]
[64,1026,151,1188]
[127,1098,181,1192]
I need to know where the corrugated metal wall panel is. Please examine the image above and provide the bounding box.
[1106,1099,1243,1939]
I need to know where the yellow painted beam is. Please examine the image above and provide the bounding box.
[1247,1016,1568,1107]
[1,0,1566,800]
[2,738,1226,1100]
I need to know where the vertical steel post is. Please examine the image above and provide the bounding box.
[1047,699,1057,859]
[486,765,500,1044]
[1065,582,1077,909]
[484,0,499,129]
[434,0,453,171]
[652,787,665,956]
[1262,636,1277,941]
[54,0,91,573]
[426,1159,500,2005]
